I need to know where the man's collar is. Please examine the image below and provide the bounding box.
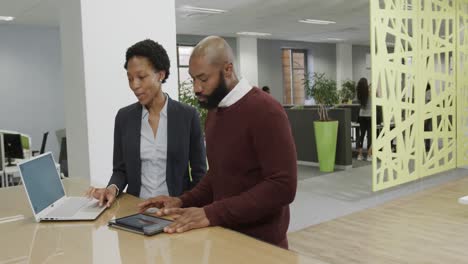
[218,78,252,108]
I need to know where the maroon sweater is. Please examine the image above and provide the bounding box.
[179,88,297,248]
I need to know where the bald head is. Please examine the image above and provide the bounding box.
[191,36,235,68]
[189,36,239,105]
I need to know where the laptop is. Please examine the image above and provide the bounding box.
[18,152,106,222]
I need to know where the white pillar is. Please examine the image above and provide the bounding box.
[60,0,178,186]
[236,37,258,86]
[336,43,353,87]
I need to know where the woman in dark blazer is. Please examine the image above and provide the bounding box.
[87,39,206,207]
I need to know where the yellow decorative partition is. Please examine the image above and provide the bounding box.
[457,0,468,166]
[419,0,457,178]
[371,0,466,191]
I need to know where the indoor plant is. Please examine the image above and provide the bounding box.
[339,80,356,104]
[179,79,208,130]
[304,72,340,172]
[179,79,209,178]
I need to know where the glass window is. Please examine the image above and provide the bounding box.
[282,49,308,105]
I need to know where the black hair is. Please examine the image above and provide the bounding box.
[356,78,369,108]
[124,39,170,83]
[262,86,270,93]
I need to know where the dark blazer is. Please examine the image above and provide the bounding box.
[108,96,207,197]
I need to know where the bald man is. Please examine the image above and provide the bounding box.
[138,36,297,249]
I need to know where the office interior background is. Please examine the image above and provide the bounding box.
[0,0,373,186]
[1,0,468,263]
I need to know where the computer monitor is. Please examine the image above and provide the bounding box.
[59,137,68,177]
[3,133,24,167]
[40,132,49,154]
[0,134,4,172]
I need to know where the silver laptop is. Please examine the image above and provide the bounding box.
[18,152,106,222]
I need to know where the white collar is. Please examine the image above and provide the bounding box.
[142,93,168,119]
[218,78,252,108]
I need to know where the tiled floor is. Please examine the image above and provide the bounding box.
[297,159,371,181]
[289,163,468,232]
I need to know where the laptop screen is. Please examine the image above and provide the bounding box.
[19,153,65,214]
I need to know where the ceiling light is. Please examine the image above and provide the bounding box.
[0,16,14,21]
[236,32,272,37]
[299,19,336,25]
[180,6,227,14]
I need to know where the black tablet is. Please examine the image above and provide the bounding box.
[108,213,173,236]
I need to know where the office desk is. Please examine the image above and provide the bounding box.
[0,178,322,264]
[0,165,21,187]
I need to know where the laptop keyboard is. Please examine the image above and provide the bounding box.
[47,197,90,218]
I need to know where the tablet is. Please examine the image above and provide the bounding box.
[108,213,173,236]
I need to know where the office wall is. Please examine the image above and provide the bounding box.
[237,37,259,86]
[0,25,64,160]
[177,34,238,53]
[176,34,239,72]
[257,39,336,103]
[60,0,90,181]
[352,45,371,83]
[177,36,341,104]
[336,43,353,85]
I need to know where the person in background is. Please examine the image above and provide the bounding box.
[262,86,271,94]
[356,77,372,161]
[86,39,206,207]
[137,36,297,249]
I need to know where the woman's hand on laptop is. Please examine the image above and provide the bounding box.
[85,186,117,207]
[137,195,182,213]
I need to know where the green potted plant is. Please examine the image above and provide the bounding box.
[179,79,208,130]
[339,80,356,104]
[179,79,209,177]
[304,72,339,172]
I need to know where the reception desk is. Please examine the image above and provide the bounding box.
[285,107,352,169]
[0,178,321,264]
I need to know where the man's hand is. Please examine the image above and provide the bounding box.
[137,196,182,213]
[85,186,117,207]
[157,207,210,233]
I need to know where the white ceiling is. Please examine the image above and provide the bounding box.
[0,0,60,27]
[0,0,371,45]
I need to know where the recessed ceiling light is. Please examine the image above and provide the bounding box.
[299,19,336,25]
[236,32,272,37]
[180,6,227,14]
[0,16,15,21]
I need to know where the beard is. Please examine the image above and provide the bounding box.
[196,71,230,110]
